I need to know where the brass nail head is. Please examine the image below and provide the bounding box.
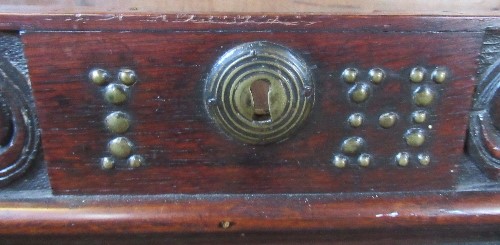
[101,157,115,169]
[410,67,425,83]
[350,83,370,103]
[418,153,431,166]
[396,152,410,166]
[220,221,232,229]
[104,84,128,105]
[379,112,398,129]
[405,129,425,147]
[341,137,364,155]
[414,86,434,106]
[412,110,428,124]
[108,137,133,158]
[369,68,385,84]
[332,154,347,168]
[348,113,364,128]
[105,111,130,134]
[342,68,358,83]
[89,68,109,85]
[128,154,144,168]
[358,153,371,167]
[119,69,137,86]
[432,68,447,84]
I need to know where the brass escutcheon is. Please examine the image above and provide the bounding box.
[205,41,314,144]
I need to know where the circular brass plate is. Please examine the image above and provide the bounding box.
[205,41,314,144]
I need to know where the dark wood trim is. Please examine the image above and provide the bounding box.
[0,191,498,235]
[0,14,497,32]
[0,0,499,16]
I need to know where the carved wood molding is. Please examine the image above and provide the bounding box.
[468,57,500,180]
[0,56,40,185]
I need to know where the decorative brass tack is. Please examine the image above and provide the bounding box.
[358,153,371,167]
[118,69,137,86]
[332,154,347,168]
[342,68,358,83]
[432,68,447,84]
[341,137,364,155]
[369,68,385,84]
[405,129,425,147]
[410,67,425,83]
[412,110,427,124]
[348,113,364,128]
[104,84,128,105]
[418,153,430,166]
[105,111,130,134]
[108,137,133,158]
[379,112,398,129]
[128,154,144,168]
[220,221,232,229]
[396,152,410,166]
[100,157,115,169]
[350,83,370,103]
[414,86,434,106]
[89,68,109,85]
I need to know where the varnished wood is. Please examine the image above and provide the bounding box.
[0,4,498,243]
[0,0,498,15]
[0,15,498,32]
[0,191,499,235]
[23,27,481,194]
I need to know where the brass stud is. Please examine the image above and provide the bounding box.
[350,83,370,103]
[105,111,130,134]
[414,86,434,106]
[108,137,133,158]
[418,153,430,166]
[100,157,115,169]
[341,137,364,155]
[412,110,427,124]
[432,68,447,84]
[410,67,425,83]
[220,221,232,229]
[342,68,358,83]
[89,68,109,85]
[118,69,137,86]
[348,113,364,128]
[358,153,371,167]
[369,68,385,84]
[405,129,425,147]
[332,154,347,168]
[396,152,410,166]
[104,84,128,105]
[379,112,398,129]
[128,154,144,168]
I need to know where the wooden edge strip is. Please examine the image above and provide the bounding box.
[0,191,498,235]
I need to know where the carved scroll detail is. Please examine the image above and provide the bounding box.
[468,58,500,180]
[0,57,40,185]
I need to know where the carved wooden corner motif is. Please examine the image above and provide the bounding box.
[0,57,40,185]
[468,58,500,180]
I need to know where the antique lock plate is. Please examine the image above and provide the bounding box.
[204,41,314,144]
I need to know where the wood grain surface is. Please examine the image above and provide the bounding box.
[0,0,498,15]
[22,26,482,194]
[0,191,498,235]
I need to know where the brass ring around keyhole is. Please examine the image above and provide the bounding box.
[204,41,314,144]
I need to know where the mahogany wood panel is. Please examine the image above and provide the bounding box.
[23,29,482,194]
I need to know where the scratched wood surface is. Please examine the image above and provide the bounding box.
[0,0,499,15]
[23,25,482,194]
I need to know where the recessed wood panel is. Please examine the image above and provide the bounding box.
[22,30,482,194]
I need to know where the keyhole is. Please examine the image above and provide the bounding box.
[250,79,271,121]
